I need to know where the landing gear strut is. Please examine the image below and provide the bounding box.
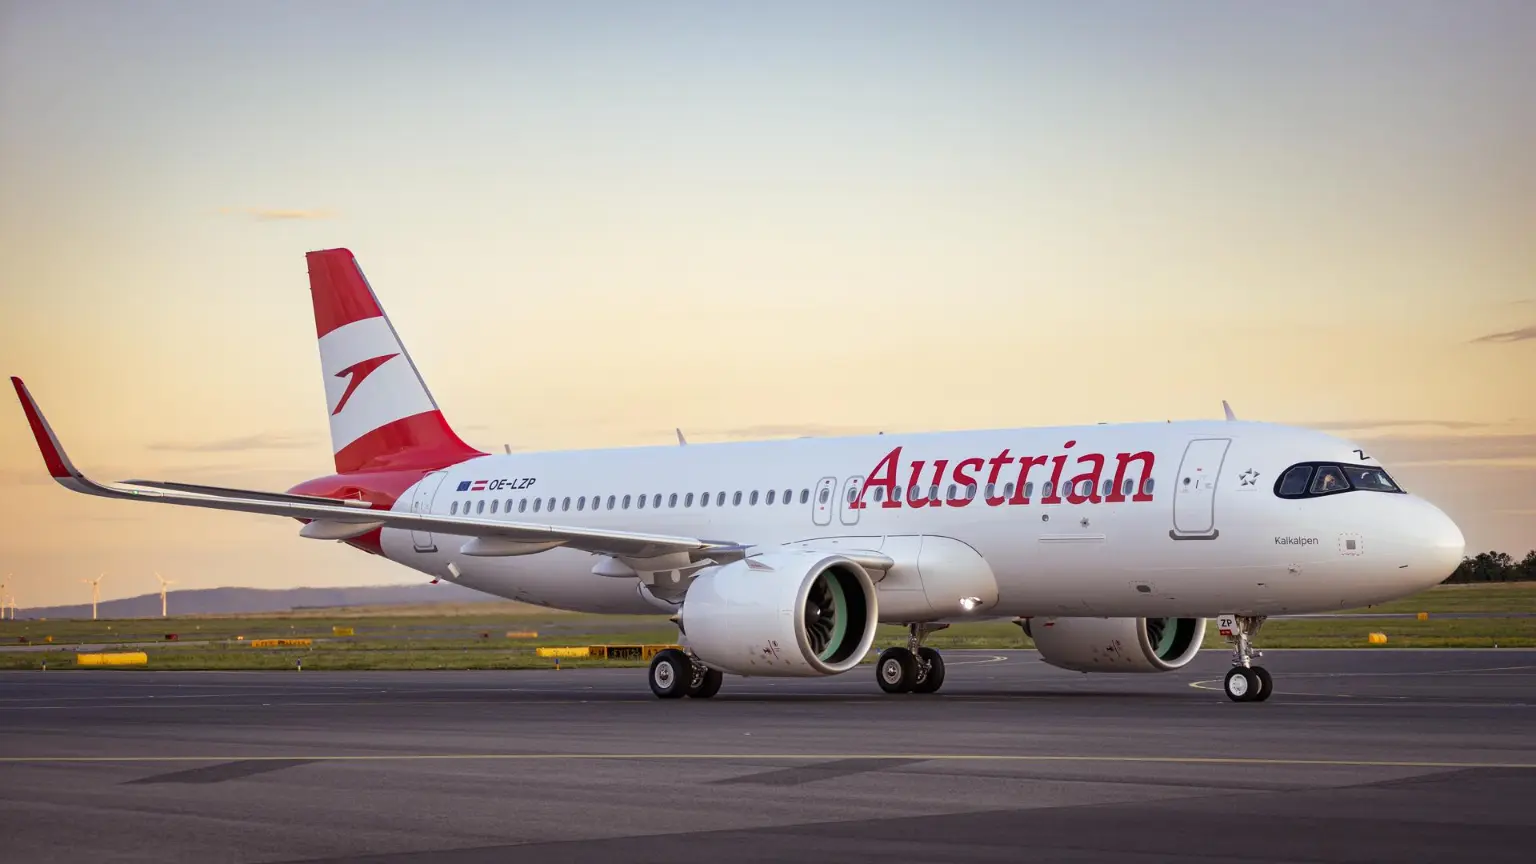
[648,648,723,699]
[1220,614,1272,703]
[876,623,948,694]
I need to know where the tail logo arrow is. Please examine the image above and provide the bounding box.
[332,353,399,415]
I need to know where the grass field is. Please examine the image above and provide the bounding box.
[2,582,1533,670]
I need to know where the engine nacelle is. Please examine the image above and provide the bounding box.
[680,551,878,677]
[1027,616,1206,673]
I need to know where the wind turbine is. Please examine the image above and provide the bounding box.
[0,575,7,620]
[155,572,176,618]
[81,574,105,620]
[2,596,14,621]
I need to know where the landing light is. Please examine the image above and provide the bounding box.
[959,596,981,612]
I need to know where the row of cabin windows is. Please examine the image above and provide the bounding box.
[445,476,1156,517]
[449,487,817,517]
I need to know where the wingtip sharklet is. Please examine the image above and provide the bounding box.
[10,377,80,481]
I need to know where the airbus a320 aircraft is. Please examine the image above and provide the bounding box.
[12,249,1465,702]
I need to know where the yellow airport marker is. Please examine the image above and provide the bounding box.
[1368,632,1388,645]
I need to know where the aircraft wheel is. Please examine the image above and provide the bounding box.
[1251,665,1273,702]
[688,668,724,699]
[877,647,917,693]
[648,649,691,699]
[912,647,946,694]
[1224,666,1259,702]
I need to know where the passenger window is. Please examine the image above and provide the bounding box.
[622,495,631,509]
[653,494,661,508]
[668,493,678,508]
[518,499,528,513]
[562,497,570,511]
[750,490,759,505]
[1310,466,1348,495]
[783,489,792,504]
[505,499,513,512]
[607,495,616,510]
[684,492,693,507]
[818,487,830,504]
[848,487,857,503]
[638,494,646,509]
[450,501,459,515]
[577,496,586,511]
[799,489,809,504]
[476,500,485,514]
[700,492,709,508]
[533,498,542,513]
[718,492,726,507]
[765,489,775,505]
[1042,481,1054,499]
[547,497,555,511]
[1344,465,1399,492]
[985,483,994,499]
[929,485,939,500]
[1023,482,1033,498]
[893,485,902,502]
[1102,479,1112,497]
[1278,465,1312,497]
[1005,482,1016,499]
[873,487,884,502]
[1143,478,1155,495]
[966,484,977,499]
[733,491,742,506]
[947,483,957,501]
[490,499,499,514]
[1123,479,1133,497]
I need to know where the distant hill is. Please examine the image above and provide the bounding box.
[16,582,507,620]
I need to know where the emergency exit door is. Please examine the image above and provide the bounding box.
[1172,438,1229,538]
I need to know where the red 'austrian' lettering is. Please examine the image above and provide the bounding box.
[852,443,1156,509]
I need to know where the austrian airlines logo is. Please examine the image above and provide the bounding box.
[332,353,399,415]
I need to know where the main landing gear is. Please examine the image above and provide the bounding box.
[1220,614,1273,703]
[876,623,948,695]
[648,648,722,700]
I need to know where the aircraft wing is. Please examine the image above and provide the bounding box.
[11,377,740,561]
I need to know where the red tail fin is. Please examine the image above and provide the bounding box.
[306,249,483,474]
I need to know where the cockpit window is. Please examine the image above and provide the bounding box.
[1274,461,1403,499]
[1344,465,1399,492]
[1278,465,1312,497]
[1310,465,1347,495]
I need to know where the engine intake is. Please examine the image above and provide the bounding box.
[680,551,878,677]
[1027,616,1206,673]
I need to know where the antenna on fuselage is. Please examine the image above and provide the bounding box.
[1222,400,1237,421]
[676,428,688,446]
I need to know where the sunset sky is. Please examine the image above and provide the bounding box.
[1,1,1532,608]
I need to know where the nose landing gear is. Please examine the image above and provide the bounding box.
[1219,614,1272,702]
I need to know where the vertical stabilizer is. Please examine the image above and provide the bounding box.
[306,249,483,473]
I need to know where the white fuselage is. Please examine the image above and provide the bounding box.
[376,420,1462,620]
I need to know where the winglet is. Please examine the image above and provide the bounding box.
[10,377,83,480]
[1222,400,1237,421]
[676,428,688,446]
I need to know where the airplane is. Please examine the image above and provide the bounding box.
[11,248,1465,702]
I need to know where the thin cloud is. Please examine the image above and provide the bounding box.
[1301,420,1489,433]
[217,206,335,221]
[714,423,889,440]
[1359,434,1536,467]
[146,432,319,453]
[1469,325,1536,344]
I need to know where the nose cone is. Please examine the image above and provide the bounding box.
[1416,498,1466,584]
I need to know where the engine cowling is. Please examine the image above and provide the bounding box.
[680,551,879,677]
[1026,616,1206,673]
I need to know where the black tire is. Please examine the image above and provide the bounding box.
[876,647,917,694]
[1251,666,1273,702]
[688,668,724,699]
[1224,666,1258,703]
[648,649,691,699]
[912,647,946,694]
